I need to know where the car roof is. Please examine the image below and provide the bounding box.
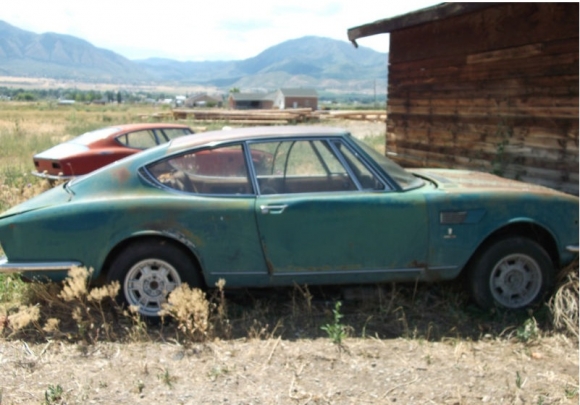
[168,126,350,152]
[109,123,192,132]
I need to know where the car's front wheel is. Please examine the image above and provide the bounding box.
[107,240,201,318]
[467,237,554,310]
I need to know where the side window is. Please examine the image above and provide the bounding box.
[119,130,158,149]
[160,128,192,141]
[285,141,327,176]
[332,141,386,191]
[146,144,253,195]
[249,140,356,194]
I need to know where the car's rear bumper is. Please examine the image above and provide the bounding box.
[0,256,81,274]
[31,171,75,181]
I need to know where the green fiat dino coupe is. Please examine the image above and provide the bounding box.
[0,126,578,318]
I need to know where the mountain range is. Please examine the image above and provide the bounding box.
[0,20,387,92]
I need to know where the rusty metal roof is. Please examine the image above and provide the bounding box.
[347,2,496,47]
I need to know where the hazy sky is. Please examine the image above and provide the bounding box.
[2,0,441,61]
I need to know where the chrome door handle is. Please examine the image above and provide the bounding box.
[260,204,288,214]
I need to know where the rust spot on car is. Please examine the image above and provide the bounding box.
[408,260,427,269]
[160,229,198,251]
[114,167,131,183]
[260,241,274,275]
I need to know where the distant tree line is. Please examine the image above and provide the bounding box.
[0,87,181,104]
[0,87,387,108]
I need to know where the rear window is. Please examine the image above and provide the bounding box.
[73,127,120,145]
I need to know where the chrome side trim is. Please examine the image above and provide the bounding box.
[0,257,81,273]
[566,245,579,253]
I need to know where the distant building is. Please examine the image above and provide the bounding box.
[228,92,274,110]
[273,88,318,110]
[175,95,186,106]
[229,88,318,110]
[185,94,223,108]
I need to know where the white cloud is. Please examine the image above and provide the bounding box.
[2,0,441,61]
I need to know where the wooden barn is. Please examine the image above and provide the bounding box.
[348,3,579,194]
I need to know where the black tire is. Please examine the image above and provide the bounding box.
[107,239,202,319]
[467,237,554,310]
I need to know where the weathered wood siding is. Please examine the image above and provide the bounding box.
[387,3,579,194]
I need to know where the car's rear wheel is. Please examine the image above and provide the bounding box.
[467,237,554,310]
[107,240,201,319]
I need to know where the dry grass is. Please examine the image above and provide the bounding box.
[549,259,579,338]
[0,271,578,404]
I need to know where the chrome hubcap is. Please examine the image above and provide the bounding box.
[489,253,542,308]
[124,259,181,317]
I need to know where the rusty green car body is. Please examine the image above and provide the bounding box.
[0,126,578,318]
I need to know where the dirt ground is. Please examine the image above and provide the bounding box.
[1,334,578,404]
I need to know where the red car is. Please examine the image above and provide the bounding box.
[32,123,194,180]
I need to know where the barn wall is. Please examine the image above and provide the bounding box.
[387,3,579,194]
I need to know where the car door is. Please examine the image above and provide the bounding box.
[144,143,269,286]
[249,138,429,285]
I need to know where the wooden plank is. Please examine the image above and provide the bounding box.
[388,96,579,109]
[387,104,578,119]
[389,52,579,87]
[387,115,579,138]
[467,44,544,64]
[172,108,317,122]
[216,120,289,125]
[395,139,577,171]
[394,126,579,153]
[390,3,578,63]
[388,122,579,153]
[389,75,579,99]
[389,37,578,76]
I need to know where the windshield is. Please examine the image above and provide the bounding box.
[352,137,424,190]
